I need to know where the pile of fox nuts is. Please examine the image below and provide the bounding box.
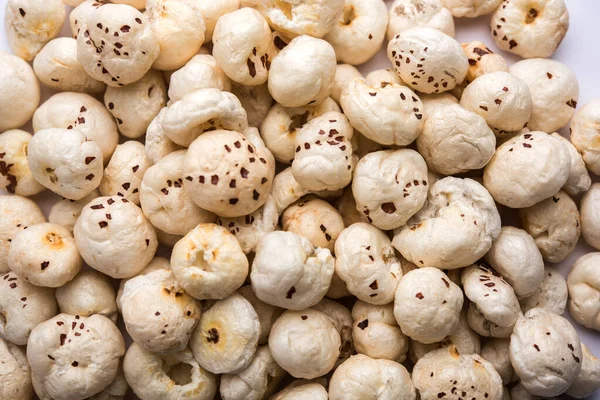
[2,0,600,399]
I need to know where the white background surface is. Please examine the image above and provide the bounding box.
[1,0,599,398]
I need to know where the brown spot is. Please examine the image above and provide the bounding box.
[369,280,378,290]
[573,354,580,363]
[199,176,205,184]
[229,198,239,205]
[99,221,108,228]
[547,72,553,79]
[523,143,532,148]
[503,87,509,92]
[120,25,130,33]
[240,167,249,178]
[567,99,578,108]
[211,175,219,185]
[253,190,260,200]
[161,188,169,195]
[247,58,256,78]
[357,319,369,330]
[145,239,150,246]
[274,36,287,50]
[438,392,446,398]
[41,261,50,270]
[533,344,540,351]
[480,105,488,111]
[441,278,449,288]
[468,59,477,66]
[72,361,79,367]
[301,315,307,320]
[568,343,575,351]
[381,202,396,214]
[19,8,26,17]
[286,286,296,299]
[526,8,538,23]
[85,174,95,181]
[416,292,424,299]
[495,99,502,105]
[509,40,518,49]
[107,198,115,205]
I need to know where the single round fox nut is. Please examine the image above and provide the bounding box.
[441,0,501,17]
[0,51,40,132]
[520,267,569,316]
[99,141,150,205]
[0,337,34,400]
[581,183,600,251]
[167,54,231,103]
[387,0,455,40]
[567,253,600,332]
[0,130,45,196]
[570,99,600,175]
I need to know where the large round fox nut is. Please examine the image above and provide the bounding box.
[190,293,260,374]
[32,92,119,164]
[570,99,600,175]
[387,27,468,94]
[74,196,158,279]
[484,226,544,299]
[292,111,354,192]
[490,0,569,59]
[0,51,40,132]
[352,149,428,230]
[76,4,160,87]
[270,167,310,214]
[0,196,46,274]
[213,8,277,86]
[518,190,581,263]
[0,130,45,196]
[0,271,57,345]
[551,133,591,196]
[480,338,513,385]
[581,184,600,250]
[8,223,82,288]
[387,0,454,40]
[441,0,501,17]
[251,231,334,310]
[335,223,402,305]
[145,109,183,166]
[27,314,125,400]
[509,308,583,397]
[413,346,503,400]
[329,354,416,400]
[55,269,118,324]
[124,343,217,400]
[68,0,99,38]
[33,37,106,94]
[4,0,66,61]
[311,299,354,367]
[341,78,424,146]
[121,269,201,353]
[170,223,248,300]
[168,55,231,103]
[268,35,336,108]
[394,268,464,344]
[271,383,328,400]
[566,343,600,399]
[116,256,169,312]
[238,285,283,345]
[324,0,388,65]
[232,83,274,128]
[48,190,99,234]
[352,301,408,362]
[417,104,496,175]
[196,0,240,42]
[393,177,501,270]
[484,132,571,209]
[331,64,362,104]
[567,253,600,332]
[0,338,33,400]
[100,141,150,205]
[521,267,568,316]
[269,309,341,379]
[219,346,285,400]
[182,130,275,218]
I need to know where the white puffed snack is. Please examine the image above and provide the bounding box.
[238,285,283,345]
[86,364,128,400]
[567,253,600,332]
[269,309,341,379]
[168,55,231,103]
[124,343,217,400]
[394,268,463,344]
[182,130,275,218]
[335,223,402,305]
[76,4,160,87]
[490,0,569,59]
[341,78,424,146]
[441,0,501,17]
[566,343,600,399]
[0,271,57,345]
[387,0,454,40]
[480,338,513,385]
[251,231,334,310]
[162,89,248,147]
[48,190,99,234]
[364,67,404,87]
[484,132,571,209]
[518,190,581,263]
[116,256,169,312]
[68,0,99,38]
[393,177,501,270]
[0,337,33,400]
[190,293,260,374]
[0,51,40,132]
[8,223,82,288]
[196,0,240,42]
[581,184,600,250]
[352,149,428,230]
[352,301,408,362]
[0,195,46,274]
[170,223,248,300]
[0,130,45,196]
[329,354,416,400]
[311,298,354,366]
[55,269,117,324]
[331,64,362,104]
[387,27,468,94]
[270,383,328,400]
[484,226,544,299]
[121,269,201,353]
[4,0,66,61]
[232,83,274,128]
[417,103,496,175]
[460,71,532,132]
[104,69,167,139]
[292,111,354,191]
[520,267,568,315]
[570,99,600,175]
[509,308,582,397]
[413,346,503,400]
[144,109,183,166]
[268,35,336,108]
[551,133,591,196]
[33,37,105,94]
[419,92,458,119]
[270,167,310,214]
[27,314,125,400]
[32,92,119,164]
[459,40,509,88]
[213,8,277,86]
[100,141,150,205]
[74,196,158,279]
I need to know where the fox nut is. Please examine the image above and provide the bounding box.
[170,224,248,300]
[48,190,99,234]
[168,55,231,103]
[581,184,600,250]
[387,27,468,94]
[441,0,501,17]
[100,141,150,205]
[238,285,284,345]
[268,35,337,108]
[551,133,591,196]
[232,83,274,128]
[0,51,40,132]
[461,41,509,86]
[331,64,362,104]
[484,132,571,209]
[341,78,424,146]
[419,92,458,118]
[0,130,45,196]
[196,0,240,42]
[0,338,33,400]
[490,0,569,58]
[570,99,600,175]
[393,177,501,270]
[520,267,568,316]
[74,196,158,279]
[76,4,160,87]
[271,383,328,400]
[387,0,455,40]
[566,343,600,399]
[144,109,183,166]
[567,253,600,332]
